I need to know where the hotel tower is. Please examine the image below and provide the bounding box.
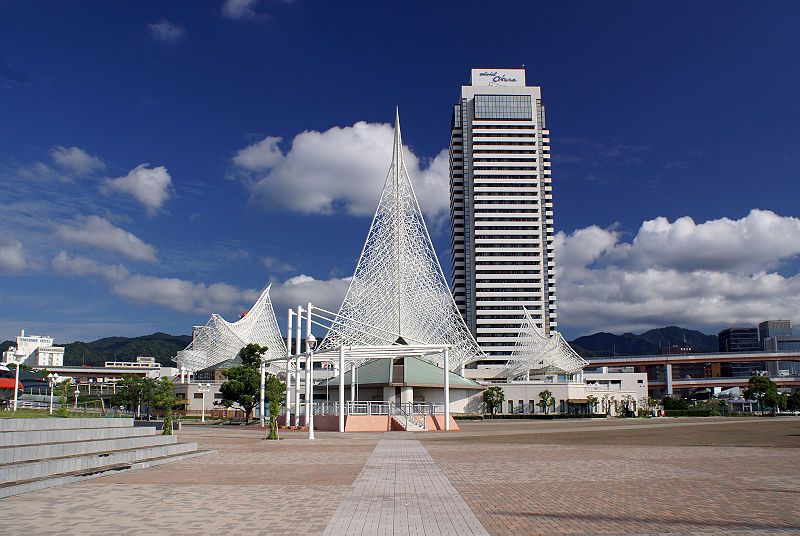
[449,68,556,364]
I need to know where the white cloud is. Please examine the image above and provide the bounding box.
[233,136,283,171]
[148,19,186,43]
[269,274,351,316]
[0,236,28,274]
[52,251,258,314]
[50,146,105,177]
[102,164,172,215]
[235,122,449,227]
[57,216,157,262]
[555,209,800,334]
[16,146,104,182]
[222,0,261,19]
[52,251,129,281]
[261,255,294,273]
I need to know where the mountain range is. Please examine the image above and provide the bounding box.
[1,326,718,366]
[569,326,718,357]
[0,333,191,368]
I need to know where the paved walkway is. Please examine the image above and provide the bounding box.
[323,438,488,536]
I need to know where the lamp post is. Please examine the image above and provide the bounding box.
[48,373,59,414]
[306,333,317,440]
[197,383,211,423]
[74,387,80,410]
[12,361,20,412]
[259,358,266,428]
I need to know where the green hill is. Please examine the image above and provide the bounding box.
[60,332,191,367]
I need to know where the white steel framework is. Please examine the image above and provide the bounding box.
[319,111,484,370]
[175,285,287,373]
[503,306,587,379]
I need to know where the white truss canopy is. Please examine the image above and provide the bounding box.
[503,306,588,378]
[319,111,484,370]
[175,284,287,373]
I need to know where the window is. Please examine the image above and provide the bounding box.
[193,393,204,399]
[474,95,532,120]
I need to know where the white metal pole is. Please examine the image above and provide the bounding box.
[13,363,19,411]
[338,346,345,432]
[307,352,315,440]
[260,362,266,428]
[304,302,313,428]
[285,357,292,425]
[304,354,311,428]
[286,308,293,424]
[443,348,450,431]
[295,305,303,426]
[201,391,206,423]
[49,382,54,414]
[350,363,356,403]
[294,355,301,427]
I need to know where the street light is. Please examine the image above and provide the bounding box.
[48,373,59,414]
[197,383,211,423]
[259,357,267,428]
[306,333,317,440]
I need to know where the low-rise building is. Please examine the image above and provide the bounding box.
[2,329,64,367]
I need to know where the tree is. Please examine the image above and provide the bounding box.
[53,379,74,417]
[788,391,800,412]
[151,378,176,435]
[586,394,598,414]
[743,375,779,414]
[538,389,555,415]
[113,376,156,417]
[264,374,285,439]
[219,343,268,423]
[482,386,505,416]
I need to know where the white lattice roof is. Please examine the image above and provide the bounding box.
[175,284,287,372]
[319,111,484,370]
[503,306,588,378]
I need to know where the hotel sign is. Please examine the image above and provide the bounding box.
[471,68,526,87]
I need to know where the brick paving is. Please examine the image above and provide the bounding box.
[422,417,800,535]
[323,439,488,536]
[0,427,377,535]
[0,417,798,535]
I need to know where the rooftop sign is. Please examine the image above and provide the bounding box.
[471,68,526,87]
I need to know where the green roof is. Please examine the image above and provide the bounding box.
[321,356,482,389]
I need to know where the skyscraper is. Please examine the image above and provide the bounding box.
[449,68,556,365]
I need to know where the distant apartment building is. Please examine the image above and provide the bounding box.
[450,68,555,364]
[718,327,760,353]
[1,329,64,367]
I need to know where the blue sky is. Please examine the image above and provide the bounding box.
[2,1,800,342]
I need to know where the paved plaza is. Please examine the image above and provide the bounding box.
[1,417,799,535]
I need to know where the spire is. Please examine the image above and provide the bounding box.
[319,109,484,370]
[392,106,402,166]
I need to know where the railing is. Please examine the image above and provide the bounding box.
[293,401,444,419]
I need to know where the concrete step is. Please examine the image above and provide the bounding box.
[0,424,158,448]
[0,418,134,432]
[0,441,196,485]
[0,446,211,499]
[0,432,175,465]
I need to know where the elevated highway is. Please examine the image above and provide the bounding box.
[586,351,800,396]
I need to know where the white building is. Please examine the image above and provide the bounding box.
[450,68,556,366]
[484,368,648,416]
[2,329,64,367]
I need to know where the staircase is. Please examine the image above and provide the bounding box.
[0,418,209,498]
[389,404,427,432]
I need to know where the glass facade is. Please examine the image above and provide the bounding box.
[474,94,532,120]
